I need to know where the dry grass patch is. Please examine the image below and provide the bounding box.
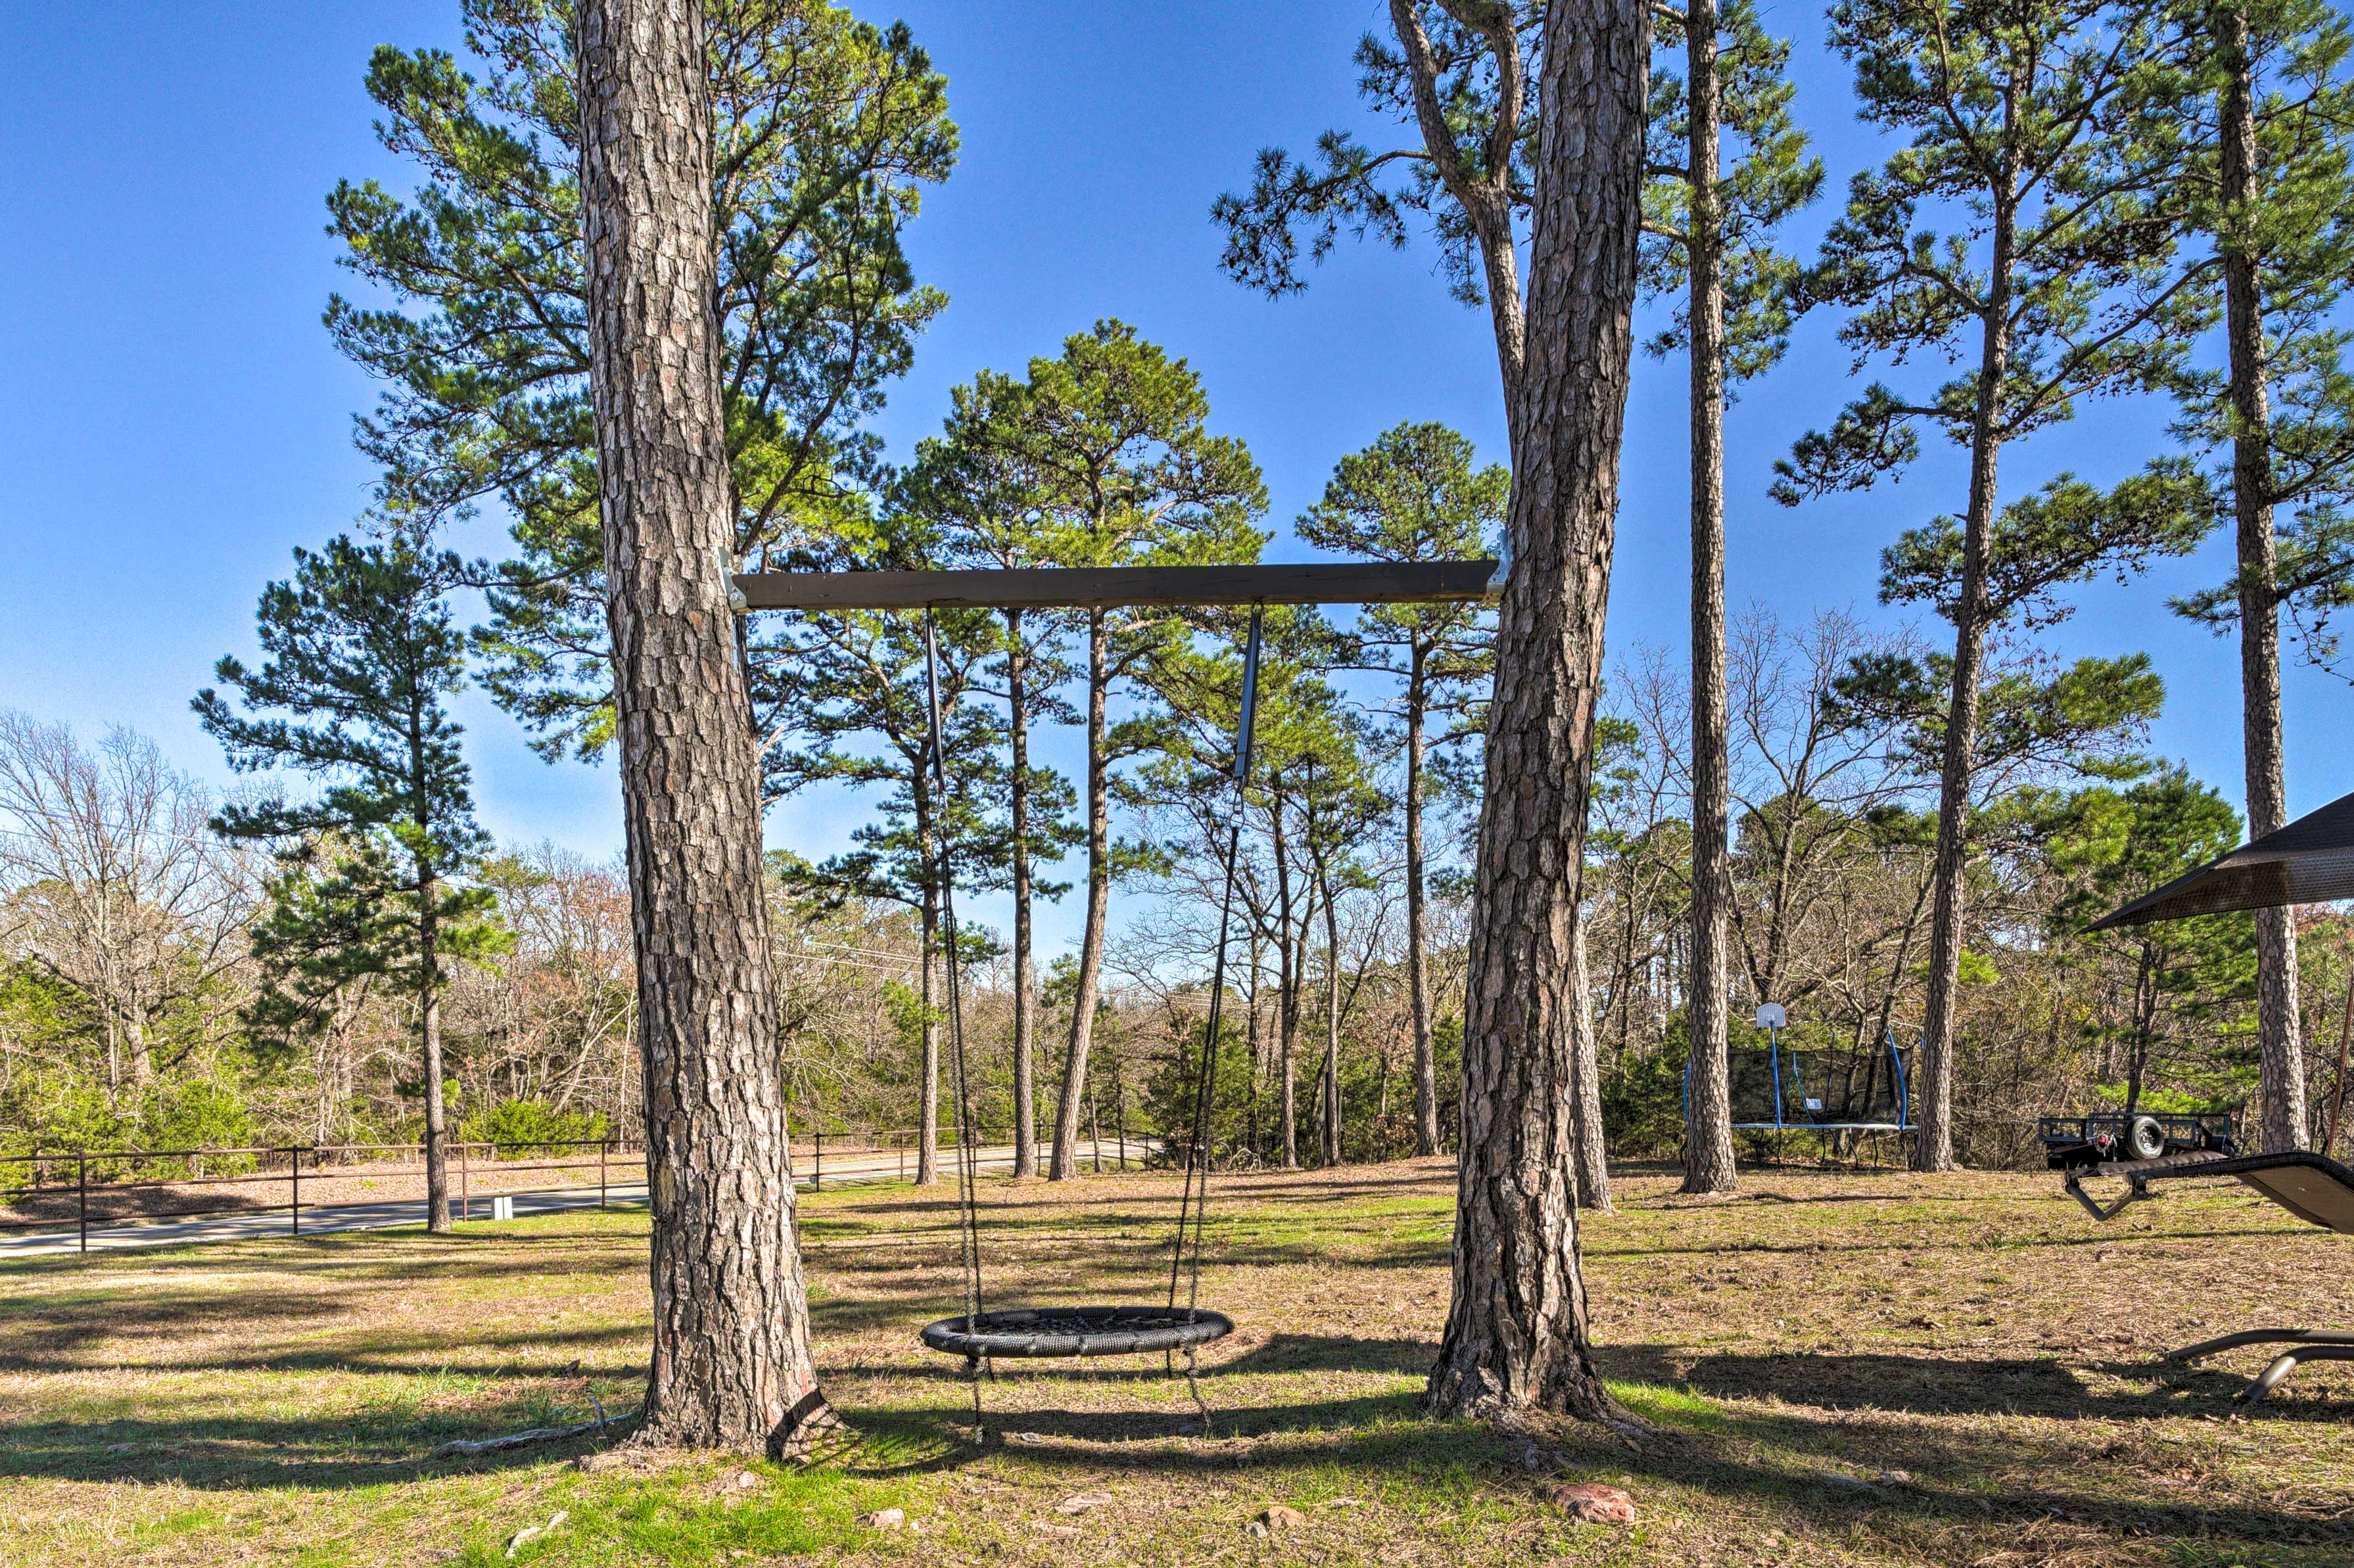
[0,1159,2348,1566]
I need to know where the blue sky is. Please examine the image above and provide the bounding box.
[1,1,2345,964]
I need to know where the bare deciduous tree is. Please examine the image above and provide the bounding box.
[0,713,258,1091]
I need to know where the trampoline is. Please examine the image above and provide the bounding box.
[1688,1004,1916,1159]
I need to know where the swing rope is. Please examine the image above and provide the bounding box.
[916,605,1259,1427]
[1164,607,1263,1418]
[922,611,988,1439]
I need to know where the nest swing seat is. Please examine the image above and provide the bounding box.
[908,601,1252,1364]
[918,1304,1236,1360]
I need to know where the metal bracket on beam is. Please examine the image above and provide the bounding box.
[720,546,749,614]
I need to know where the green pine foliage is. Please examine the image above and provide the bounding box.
[1212,4,1542,306]
[195,532,504,1090]
[1641,0,1824,377]
[325,0,957,760]
[2163,0,2354,659]
[2048,767,2259,1112]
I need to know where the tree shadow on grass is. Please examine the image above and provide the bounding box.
[0,1398,627,1490]
[837,1373,2351,1555]
[827,1333,1436,1387]
[1601,1341,2354,1423]
[8,1344,2347,1559]
[0,1229,649,1290]
[0,1319,651,1379]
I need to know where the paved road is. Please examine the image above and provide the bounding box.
[0,1138,1153,1258]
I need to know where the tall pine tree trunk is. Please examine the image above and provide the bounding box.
[1052,612,1111,1179]
[1406,647,1441,1156]
[419,867,450,1234]
[1570,912,1612,1211]
[1321,860,1342,1166]
[2219,3,2309,1153]
[1273,785,1300,1168]
[1681,0,1737,1198]
[916,868,941,1186]
[1006,609,1040,1176]
[578,0,831,1456]
[1426,0,1646,1425]
[1914,172,2018,1174]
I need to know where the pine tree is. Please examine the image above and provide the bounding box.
[899,379,1086,1179]
[195,534,494,1234]
[2163,0,2354,1150]
[1218,4,1625,1204]
[575,0,834,1457]
[935,323,1265,1182]
[1776,0,2211,1170]
[767,603,1011,1185]
[326,0,955,760]
[1297,422,1500,1161]
[1420,0,1648,1429]
[1642,0,1821,1197]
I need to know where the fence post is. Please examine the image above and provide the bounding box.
[461,1140,471,1223]
[814,1129,823,1193]
[600,1138,609,1211]
[78,1155,87,1254]
[290,1147,301,1236]
[1116,1072,1127,1170]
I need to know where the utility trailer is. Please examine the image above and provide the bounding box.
[2038,1112,2236,1170]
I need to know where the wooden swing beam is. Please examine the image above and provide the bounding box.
[731,559,1499,612]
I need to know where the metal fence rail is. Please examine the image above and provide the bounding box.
[0,1127,1156,1253]
[0,1138,639,1251]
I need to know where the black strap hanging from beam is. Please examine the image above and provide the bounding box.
[924,611,989,1433]
[1167,608,1263,1331]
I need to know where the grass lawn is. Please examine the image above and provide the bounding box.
[1,1156,2349,1567]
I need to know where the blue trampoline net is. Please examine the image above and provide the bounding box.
[1695,1032,1915,1132]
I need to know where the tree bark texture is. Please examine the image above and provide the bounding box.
[1052,612,1112,1179]
[1006,610,1039,1176]
[1395,2,1607,1178]
[1680,0,1737,1197]
[1569,915,1612,1211]
[1426,0,1646,1425]
[1914,156,2019,1174]
[1406,649,1442,1156]
[578,0,830,1457]
[2219,4,2309,1152]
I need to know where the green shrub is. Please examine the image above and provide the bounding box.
[465,1097,609,1155]
[0,1068,256,1187]
[1602,1042,1687,1159]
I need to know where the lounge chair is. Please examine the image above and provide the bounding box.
[2065,1149,2354,1402]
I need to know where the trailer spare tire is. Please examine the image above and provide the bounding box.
[2123,1114,2169,1163]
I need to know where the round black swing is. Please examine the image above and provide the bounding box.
[919,1306,1236,1360]
[910,607,1261,1376]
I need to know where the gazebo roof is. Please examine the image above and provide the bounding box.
[2090,789,2354,930]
